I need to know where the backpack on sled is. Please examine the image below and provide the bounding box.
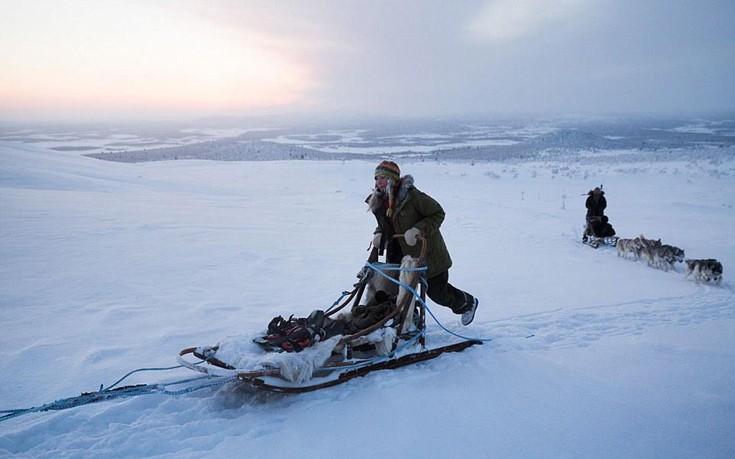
[253,310,347,353]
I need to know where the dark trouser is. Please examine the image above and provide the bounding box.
[426,270,474,314]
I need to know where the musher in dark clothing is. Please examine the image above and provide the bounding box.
[585,186,607,218]
[584,186,615,240]
[366,160,479,326]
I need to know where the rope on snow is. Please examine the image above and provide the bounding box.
[0,363,237,423]
[2,261,491,423]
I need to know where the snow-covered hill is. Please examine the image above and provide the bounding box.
[1,129,734,457]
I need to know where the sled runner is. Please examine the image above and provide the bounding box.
[177,236,482,393]
[582,215,618,248]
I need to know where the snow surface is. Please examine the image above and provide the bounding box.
[1,133,734,458]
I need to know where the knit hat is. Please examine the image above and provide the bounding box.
[374,160,400,183]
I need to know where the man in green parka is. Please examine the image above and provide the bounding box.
[366,160,479,326]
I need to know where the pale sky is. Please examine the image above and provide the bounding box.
[1,0,734,122]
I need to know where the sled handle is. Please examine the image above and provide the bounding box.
[392,233,428,259]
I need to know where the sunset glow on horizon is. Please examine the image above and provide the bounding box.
[0,1,320,120]
[1,1,733,122]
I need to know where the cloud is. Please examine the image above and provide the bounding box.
[464,0,599,45]
[0,1,323,119]
[1,0,733,121]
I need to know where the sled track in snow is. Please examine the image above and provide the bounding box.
[487,286,735,352]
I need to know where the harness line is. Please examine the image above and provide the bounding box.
[1,366,237,422]
[1,260,489,422]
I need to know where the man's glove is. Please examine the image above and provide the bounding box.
[404,227,422,246]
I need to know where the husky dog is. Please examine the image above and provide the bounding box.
[651,244,685,271]
[616,237,643,260]
[637,234,662,266]
[685,259,723,285]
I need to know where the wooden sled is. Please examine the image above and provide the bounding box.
[177,236,482,393]
[178,339,481,393]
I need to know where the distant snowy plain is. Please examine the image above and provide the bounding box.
[1,118,734,458]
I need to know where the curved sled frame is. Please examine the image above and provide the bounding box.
[178,339,482,393]
[177,235,481,392]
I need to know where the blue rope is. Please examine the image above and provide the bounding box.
[325,290,353,314]
[0,368,238,423]
[104,364,185,390]
[155,376,239,396]
[1,261,490,423]
[365,261,493,343]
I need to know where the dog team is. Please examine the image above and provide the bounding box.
[615,234,722,285]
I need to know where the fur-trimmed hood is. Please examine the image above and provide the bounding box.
[395,174,414,206]
[366,174,452,277]
[367,174,414,213]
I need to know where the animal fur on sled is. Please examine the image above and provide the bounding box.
[360,264,399,307]
[342,255,423,332]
